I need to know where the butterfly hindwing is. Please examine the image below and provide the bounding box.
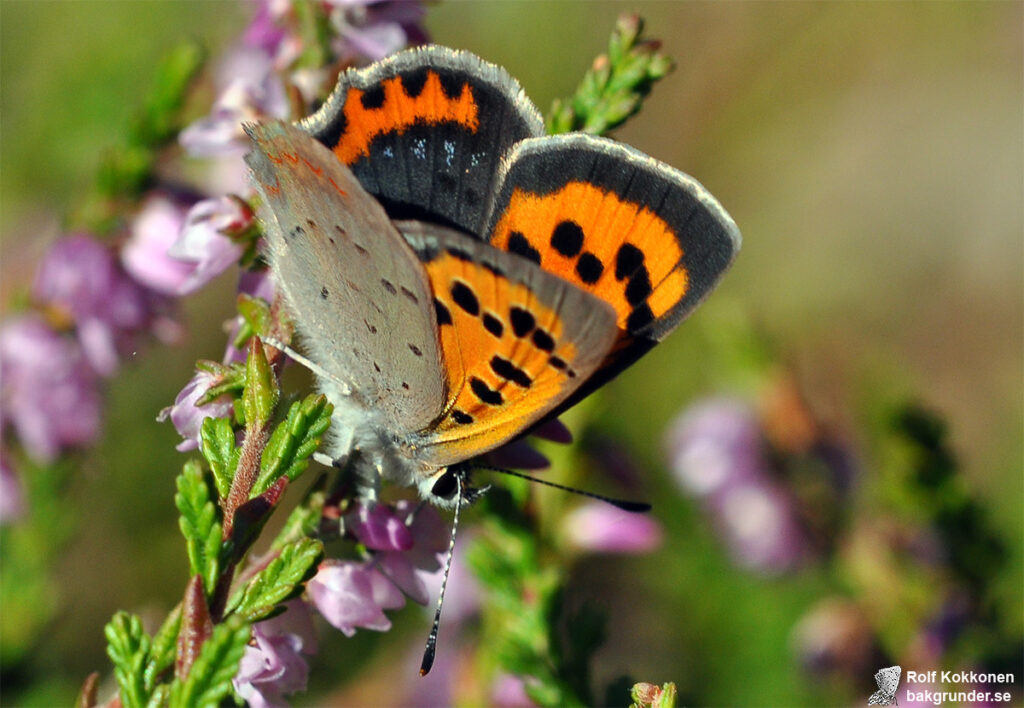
[245,121,447,433]
[397,221,618,467]
[302,46,544,236]
[483,133,741,397]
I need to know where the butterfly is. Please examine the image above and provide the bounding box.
[868,665,902,706]
[244,45,741,509]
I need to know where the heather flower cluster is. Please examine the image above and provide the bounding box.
[665,396,811,574]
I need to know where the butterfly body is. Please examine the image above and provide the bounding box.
[245,46,740,506]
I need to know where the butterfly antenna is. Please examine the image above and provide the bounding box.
[260,336,352,396]
[474,464,651,512]
[420,471,464,676]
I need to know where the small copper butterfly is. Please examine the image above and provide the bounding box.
[244,46,741,508]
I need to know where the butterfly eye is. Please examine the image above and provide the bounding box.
[430,469,458,499]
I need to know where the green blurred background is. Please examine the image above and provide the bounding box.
[1,1,1021,705]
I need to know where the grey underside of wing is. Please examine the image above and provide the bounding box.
[244,122,446,433]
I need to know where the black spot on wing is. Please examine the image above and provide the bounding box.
[531,329,555,352]
[509,306,536,337]
[575,252,604,284]
[451,280,480,316]
[360,84,386,109]
[508,231,541,265]
[320,286,329,299]
[451,409,473,425]
[615,243,645,280]
[551,220,584,257]
[625,268,652,306]
[490,355,532,387]
[470,377,503,406]
[435,298,453,326]
[483,312,504,338]
[626,303,655,332]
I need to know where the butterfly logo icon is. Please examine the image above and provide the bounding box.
[868,665,902,706]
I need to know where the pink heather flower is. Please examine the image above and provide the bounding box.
[376,500,448,605]
[243,0,289,56]
[483,417,573,470]
[562,501,663,554]
[159,368,234,452]
[491,673,537,708]
[0,454,25,524]
[233,599,317,708]
[665,397,808,574]
[664,397,762,497]
[32,234,159,376]
[0,315,101,463]
[708,479,806,574]
[417,529,481,624]
[122,194,195,295]
[347,502,414,551]
[307,560,406,636]
[327,0,427,61]
[165,197,248,295]
[179,47,289,158]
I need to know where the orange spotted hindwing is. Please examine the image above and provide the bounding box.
[301,46,544,237]
[484,133,741,396]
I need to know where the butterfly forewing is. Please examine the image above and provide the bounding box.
[397,221,618,467]
[245,121,447,433]
[302,46,544,236]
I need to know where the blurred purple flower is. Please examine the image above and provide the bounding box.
[122,194,195,295]
[165,197,249,295]
[491,673,536,708]
[376,500,448,605]
[482,417,573,470]
[159,368,234,452]
[243,0,289,56]
[33,233,159,376]
[710,480,806,573]
[347,502,414,551]
[0,315,101,463]
[307,559,406,636]
[327,0,427,61]
[179,47,289,158]
[233,599,317,708]
[0,453,25,524]
[418,529,480,624]
[562,501,663,554]
[665,397,762,497]
[791,598,874,678]
[665,397,808,574]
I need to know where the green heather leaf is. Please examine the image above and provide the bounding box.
[270,487,326,552]
[174,461,223,595]
[546,14,674,136]
[133,40,206,146]
[169,617,250,708]
[104,612,151,708]
[227,538,324,621]
[200,417,237,498]
[253,394,332,497]
[145,683,171,708]
[243,339,278,427]
[144,603,181,692]
[237,293,272,338]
